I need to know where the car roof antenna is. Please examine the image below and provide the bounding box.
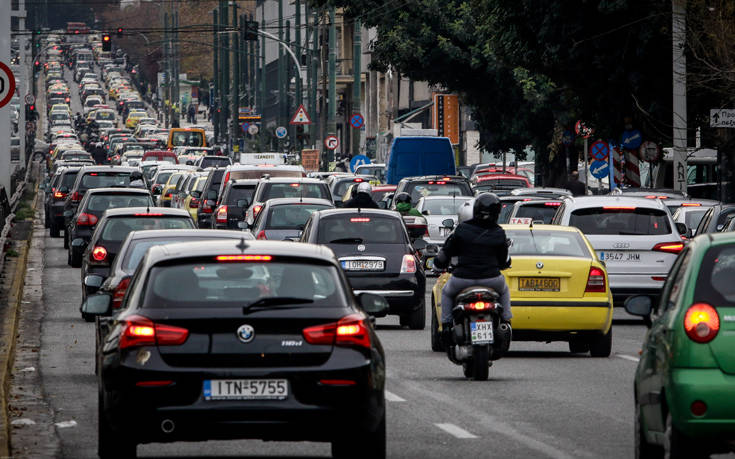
[236,237,249,252]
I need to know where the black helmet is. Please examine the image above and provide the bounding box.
[473,192,501,223]
[394,192,412,205]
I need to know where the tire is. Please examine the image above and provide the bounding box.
[589,329,612,357]
[332,411,386,459]
[98,390,137,458]
[44,211,50,228]
[471,345,489,381]
[569,336,590,354]
[430,299,444,352]
[70,248,82,268]
[406,300,425,330]
[63,230,69,249]
[635,402,663,459]
[50,221,60,238]
[664,413,700,459]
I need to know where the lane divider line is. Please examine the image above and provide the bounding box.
[616,353,640,362]
[435,423,478,439]
[385,390,406,402]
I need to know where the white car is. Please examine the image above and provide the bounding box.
[672,204,714,237]
[415,195,473,245]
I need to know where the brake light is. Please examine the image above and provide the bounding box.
[681,202,702,207]
[603,206,635,210]
[256,230,267,240]
[544,202,561,206]
[252,204,263,216]
[76,213,98,226]
[91,246,107,262]
[111,277,131,309]
[289,183,300,187]
[135,380,174,387]
[54,191,67,199]
[585,266,606,293]
[652,242,684,254]
[119,315,189,349]
[400,254,417,273]
[303,314,371,348]
[318,379,357,386]
[189,198,199,208]
[216,205,228,223]
[350,217,370,222]
[216,255,272,262]
[466,301,495,311]
[223,172,230,183]
[684,303,720,343]
[164,191,172,198]
[353,178,363,182]
[645,195,656,199]
[71,191,82,202]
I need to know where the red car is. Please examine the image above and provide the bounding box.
[141,150,178,164]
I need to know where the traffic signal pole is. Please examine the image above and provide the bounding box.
[213,9,219,142]
[352,19,361,156]
[327,6,337,162]
[232,4,239,148]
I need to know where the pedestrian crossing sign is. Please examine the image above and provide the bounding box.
[290,104,311,125]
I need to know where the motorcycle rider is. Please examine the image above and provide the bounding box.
[343,182,379,209]
[433,193,512,347]
[394,192,423,217]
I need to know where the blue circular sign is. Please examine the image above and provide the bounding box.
[350,155,371,172]
[241,122,249,134]
[589,140,609,161]
[621,129,642,150]
[275,126,288,139]
[590,160,609,180]
[350,113,365,129]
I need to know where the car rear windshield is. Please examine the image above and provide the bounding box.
[267,204,331,229]
[154,171,173,185]
[334,179,364,198]
[263,183,329,201]
[569,207,671,235]
[80,172,131,190]
[422,198,473,216]
[318,215,406,244]
[122,237,210,273]
[683,209,707,230]
[505,229,589,258]
[171,131,204,147]
[142,261,346,308]
[695,245,735,308]
[229,169,302,181]
[87,194,153,212]
[200,157,231,168]
[60,171,79,188]
[515,203,561,224]
[406,181,472,203]
[476,179,528,189]
[101,217,193,242]
[225,186,256,206]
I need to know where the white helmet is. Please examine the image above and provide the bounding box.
[356,182,372,195]
[458,198,475,223]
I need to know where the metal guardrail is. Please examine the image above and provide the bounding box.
[0,161,38,277]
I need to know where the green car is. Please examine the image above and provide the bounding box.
[625,233,735,458]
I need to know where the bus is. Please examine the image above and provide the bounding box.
[66,22,90,35]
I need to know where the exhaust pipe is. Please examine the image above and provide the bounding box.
[160,419,175,434]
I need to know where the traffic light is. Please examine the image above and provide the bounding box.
[102,34,111,51]
[241,20,258,41]
[116,27,123,38]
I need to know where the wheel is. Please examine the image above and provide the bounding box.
[70,248,82,268]
[664,413,701,459]
[98,389,137,458]
[569,336,590,354]
[63,230,69,249]
[332,411,385,459]
[635,402,663,459]
[471,345,489,381]
[589,329,612,357]
[430,299,444,352]
[406,300,425,330]
[44,210,50,228]
[50,221,60,238]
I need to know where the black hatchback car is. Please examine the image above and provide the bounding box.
[45,166,81,238]
[300,208,426,329]
[212,179,259,230]
[82,240,388,458]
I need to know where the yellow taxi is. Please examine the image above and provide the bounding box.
[431,224,613,356]
[158,171,189,207]
[182,176,208,221]
[125,111,147,129]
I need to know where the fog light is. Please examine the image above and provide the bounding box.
[691,400,707,416]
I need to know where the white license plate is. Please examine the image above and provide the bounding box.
[203,379,288,400]
[439,227,451,237]
[470,321,494,344]
[598,251,641,262]
[341,260,385,271]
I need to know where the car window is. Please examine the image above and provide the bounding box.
[695,208,713,235]
[226,186,256,206]
[514,203,561,224]
[318,215,406,244]
[569,207,671,235]
[122,237,204,273]
[264,183,328,200]
[171,131,204,147]
[505,229,589,257]
[266,204,331,229]
[60,171,79,188]
[656,248,690,315]
[715,208,735,231]
[100,217,194,242]
[143,262,346,308]
[87,194,152,212]
[406,182,472,202]
[695,245,735,307]
[80,172,131,190]
[421,198,472,215]
[155,171,173,185]
[333,180,362,198]
[498,201,515,224]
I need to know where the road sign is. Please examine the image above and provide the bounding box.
[590,160,609,180]
[0,62,16,109]
[24,93,34,105]
[350,155,371,172]
[275,126,288,139]
[248,124,259,135]
[290,104,311,125]
[241,122,249,134]
[350,113,364,129]
[639,140,660,162]
[575,120,593,139]
[433,93,460,145]
[324,135,339,151]
[301,149,320,172]
[710,109,735,128]
[589,140,610,161]
[621,129,642,149]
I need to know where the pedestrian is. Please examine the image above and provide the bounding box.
[564,170,586,196]
[188,104,196,124]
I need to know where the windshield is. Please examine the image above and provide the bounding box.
[154,171,173,185]
[514,203,561,224]
[569,207,671,235]
[225,186,256,206]
[101,217,194,242]
[87,194,153,212]
[475,178,528,190]
[80,172,131,190]
[123,237,210,272]
[264,183,329,200]
[318,215,406,244]
[266,204,331,229]
[334,180,363,198]
[200,157,231,168]
[421,198,472,215]
[406,182,472,203]
[142,262,345,308]
[60,171,79,188]
[505,229,589,258]
[696,245,735,308]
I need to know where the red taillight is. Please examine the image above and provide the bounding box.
[400,254,417,273]
[216,255,272,262]
[76,212,98,226]
[303,314,371,349]
[111,277,131,309]
[350,217,370,222]
[223,172,230,183]
[466,301,494,311]
[256,230,267,240]
[189,198,199,208]
[602,206,636,210]
[585,266,606,293]
[544,202,561,206]
[54,191,67,199]
[134,213,164,216]
[252,204,263,216]
[684,303,720,343]
[652,242,684,254]
[71,191,82,202]
[119,315,189,349]
[164,191,172,198]
[91,246,107,262]
[353,178,363,182]
[216,205,228,223]
[135,380,174,387]
[691,400,708,416]
[318,379,357,386]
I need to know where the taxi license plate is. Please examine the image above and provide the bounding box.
[599,251,640,262]
[471,321,494,344]
[341,260,384,271]
[203,379,288,400]
[519,277,560,292]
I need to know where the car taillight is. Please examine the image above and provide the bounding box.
[71,191,82,202]
[252,204,263,216]
[223,172,230,183]
[400,254,417,273]
[91,246,107,262]
[256,230,267,240]
[465,301,495,311]
[54,191,67,199]
[111,277,131,309]
[216,205,228,223]
[652,242,684,254]
[119,315,189,349]
[76,212,98,226]
[684,303,720,343]
[303,314,371,349]
[201,201,214,213]
[189,197,199,208]
[164,190,172,198]
[585,266,606,293]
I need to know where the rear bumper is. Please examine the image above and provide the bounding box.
[347,275,424,313]
[667,368,735,439]
[611,287,662,307]
[608,273,665,306]
[510,300,612,335]
[197,214,212,228]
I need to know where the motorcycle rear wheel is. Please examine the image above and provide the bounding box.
[471,345,489,380]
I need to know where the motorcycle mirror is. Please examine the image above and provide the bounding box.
[441,218,455,229]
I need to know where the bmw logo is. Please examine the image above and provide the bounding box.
[536,261,544,269]
[237,324,255,343]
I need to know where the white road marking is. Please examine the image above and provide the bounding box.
[616,353,640,362]
[435,423,478,439]
[385,390,406,402]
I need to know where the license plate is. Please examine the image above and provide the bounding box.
[598,251,641,262]
[439,227,451,237]
[519,277,560,292]
[341,260,384,271]
[425,257,435,270]
[471,321,494,344]
[203,379,288,400]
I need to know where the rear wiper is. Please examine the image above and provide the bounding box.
[242,297,313,314]
[329,237,363,244]
[618,231,647,235]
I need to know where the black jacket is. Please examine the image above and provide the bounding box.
[343,194,379,209]
[565,178,586,197]
[434,218,509,279]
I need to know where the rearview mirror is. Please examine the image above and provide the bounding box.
[424,244,439,256]
[441,218,455,229]
[152,184,162,195]
[81,293,112,316]
[413,238,428,250]
[358,293,389,318]
[676,222,688,236]
[83,274,104,294]
[63,210,74,218]
[624,295,653,328]
[236,199,249,208]
[190,190,201,199]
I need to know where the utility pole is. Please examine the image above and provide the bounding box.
[352,19,361,156]
[672,0,687,194]
[311,9,319,150]
[173,6,180,126]
[327,6,337,162]
[286,20,292,151]
[213,9,219,142]
[295,0,303,153]
[277,0,285,153]
[231,4,239,146]
[163,11,170,128]
[220,1,230,144]
[259,8,267,152]
[249,14,256,112]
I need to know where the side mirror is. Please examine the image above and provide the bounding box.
[83,274,104,293]
[377,201,387,209]
[624,295,653,328]
[81,293,112,317]
[422,210,430,215]
[236,199,249,208]
[413,238,428,250]
[63,210,74,218]
[424,244,439,256]
[190,190,201,199]
[358,293,389,318]
[59,186,69,193]
[152,184,162,195]
[186,160,194,165]
[71,238,87,248]
[676,222,688,236]
[237,221,249,230]
[716,224,724,232]
[441,218,455,229]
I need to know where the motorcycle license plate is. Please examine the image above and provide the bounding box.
[470,321,494,344]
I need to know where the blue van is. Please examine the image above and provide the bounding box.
[385,137,456,185]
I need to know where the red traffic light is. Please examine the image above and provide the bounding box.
[116,28,124,38]
[103,34,110,42]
